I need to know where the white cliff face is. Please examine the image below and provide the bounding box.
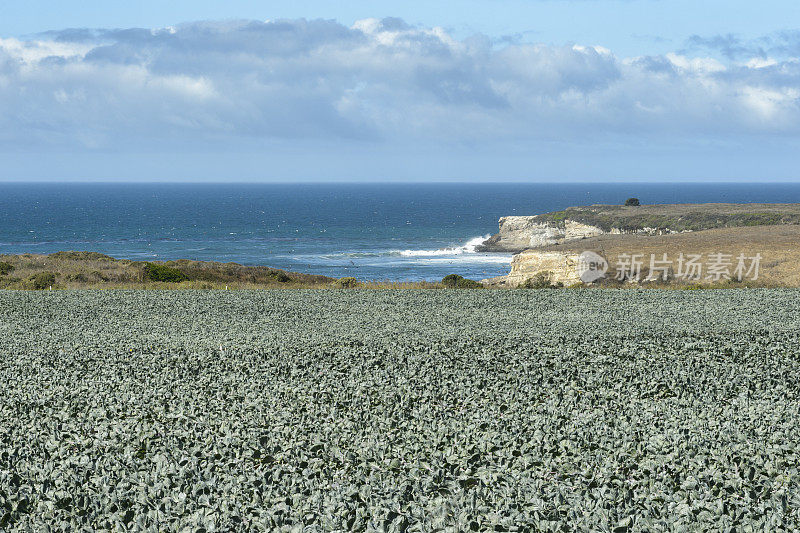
[510,251,583,286]
[565,221,606,240]
[482,251,584,287]
[480,217,683,252]
[528,226,565,247]
[494,217,556,249]
[483,217,606,251]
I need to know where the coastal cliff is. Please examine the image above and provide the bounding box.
[481,224,800,288]
[477,203,800,253]
[482,251,583,287]
[478,217,607,252]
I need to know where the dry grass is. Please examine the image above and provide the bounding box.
[581,202,800,217]
[0,252,337,290]
[539,224,800,287]
[533,202,800,232]
[0,252,457,290]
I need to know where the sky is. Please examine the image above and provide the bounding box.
[0,0,799,181]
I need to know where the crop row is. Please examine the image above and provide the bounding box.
[1,289,799,530]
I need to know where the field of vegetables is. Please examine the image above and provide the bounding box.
[1,289,800,531]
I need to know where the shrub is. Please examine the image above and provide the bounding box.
[27,272,56,290]
[459,278,483,289]
[441,274,462,287]
[0,261,13,275]
[0,277,19,289]
[441,274,483,289]
[143,263,189,283]
[48,251,115,261]
[90,270,109,282]
[269,270,292,283]
[520,271,563,289]
[624,198,641,206]
[66,271,108,284]
[336,277,360,288]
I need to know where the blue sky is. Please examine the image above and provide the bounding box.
[0,1,799,181]
[5,0,800,58]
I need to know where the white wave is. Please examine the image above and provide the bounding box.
[395,235,491,257]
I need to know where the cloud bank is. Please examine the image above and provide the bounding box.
[0,18,799,179]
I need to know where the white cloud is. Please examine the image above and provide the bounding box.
[0,18,799,152]
[0,37,93,63]
[740,86,800,124]
[664,53,727,74]
[746,57,779,69]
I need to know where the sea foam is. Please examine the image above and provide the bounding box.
[395,235,491,257]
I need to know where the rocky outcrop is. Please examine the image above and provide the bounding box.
[477,217,606,252]
[476,217,674,253]
[478,203,800,253]
[482,251,583,287]
[476,216,675,253]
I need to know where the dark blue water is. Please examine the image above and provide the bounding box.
[2,182,800,281]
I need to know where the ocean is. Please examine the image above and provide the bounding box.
[2,182,800,281]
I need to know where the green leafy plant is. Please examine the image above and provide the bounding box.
[336,277,360,288]
[624,197,641,206]
[0,290,796,530]
[0,261,14,275]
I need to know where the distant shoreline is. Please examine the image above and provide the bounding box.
[7,184,800,284]
[0,249,796,290]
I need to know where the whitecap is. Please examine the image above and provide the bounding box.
[394,235,492,257]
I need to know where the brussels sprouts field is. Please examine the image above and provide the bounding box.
[2,289,800,530]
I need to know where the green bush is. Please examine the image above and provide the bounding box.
[624,197,641,206]
[27,272,56,290]
[520,271,563,289]
[67,272,88,282]
[441,274,483,289]
[0,261,13,275]
[143,263,189,283]
[269,270,292,283]
[336,277,360,288]
[441,274,462,287]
